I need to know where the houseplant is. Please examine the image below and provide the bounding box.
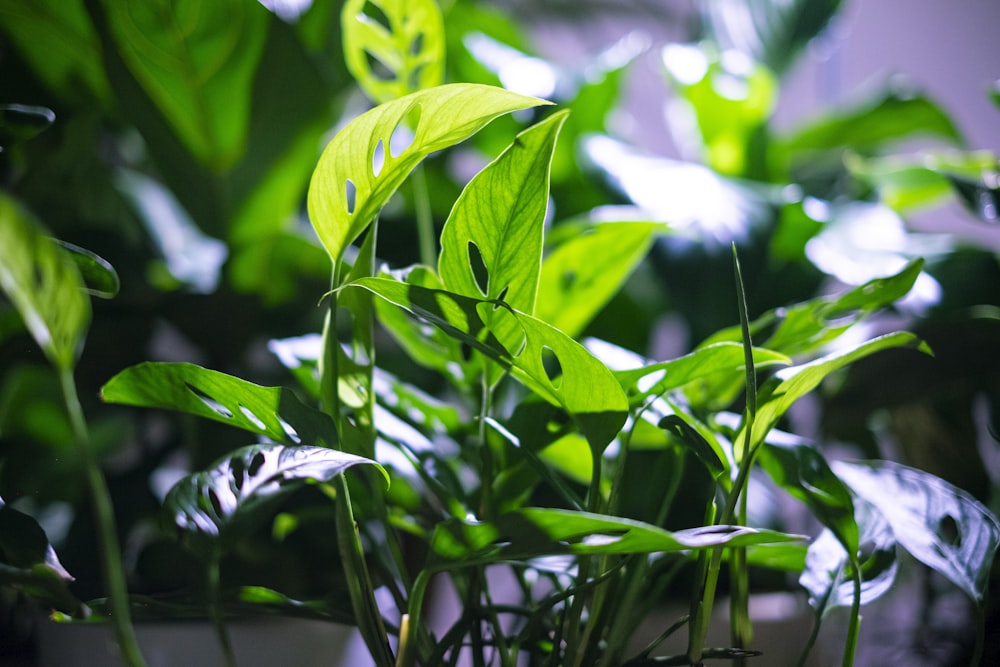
[2,1,999,666]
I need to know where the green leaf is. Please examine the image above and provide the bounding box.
[702,0,841,76]
[342,0,445,103]
[741,332,930,452]
[102,0,269,170]
[0,497,85,616]
[101,362,345,451]
[164,443,383,555]
[429,508,805,561]
[537,221,658,338]
[350,277,628,452]
[55,241,120,299]
[439,110,568,316]
[832,460,1000,603]
[658,415,725,478]
[0,194,90,371]
[307,83,549,262]
[0,0,112,108]
[0,104,56,149]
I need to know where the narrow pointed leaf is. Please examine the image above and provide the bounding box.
[439,110,568,315]
[833,459,1000,603]
[164,443,384,555]
[101,362,345,451]
[0,194,89,371]
[55,240,120,299]
[307,84,549,262]
[0,103,55,147]
[342,0,444,103]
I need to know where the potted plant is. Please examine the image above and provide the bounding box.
[2,1,999,666]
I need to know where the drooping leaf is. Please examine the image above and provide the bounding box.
[658,415,725,479]
[101,362,347,451]
[349,277,628,452]
[833,459,1000,603]
[0,104,56,149]
[537,221,659,338]
[429,508,805,561]
[163,443,384,555]
[102,0,269,170]
[0,194,90,371]
[55,241,120,299]
[307,84,549,263]
[439,110,568,317]
[342,0,445,103]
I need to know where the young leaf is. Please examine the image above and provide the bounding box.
[101,362,346,451]
[163,443,384,555]
[0,194,90,371]
[832,459,1000,603]
[55,240,120,299]
[307,84,549,263]
[342,0,445,103]
[537,221,658,338]
[440,110,567,320]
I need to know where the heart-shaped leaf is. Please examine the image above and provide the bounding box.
[0,194,90,371]
[832,459,1000,603]
[307,83,549,262]
[101,362,347,451]
[164,443,384,555]
[342,0,445,103]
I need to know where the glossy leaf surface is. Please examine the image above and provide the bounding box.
[0,104,55,148]
[101,362,344,450]
[55,241,120,299]
[833,459,1000,603]
[0,195,90,371]
[342,0,444,103]
[308,84,548,262]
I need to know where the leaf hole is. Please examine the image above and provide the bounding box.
[185,383,233,419]
[372,139,385,177]
[364,49,396,82]
[541,346,563,388]
[407,63,425,92]
[278,416,301,444]
[239,405,266,431]
[389,105,420,157]
[208,488,224,518]
[249,451,267,477]
[494,284,510,308]
[460,341,473,362]
[938,514,961,547]
[468,241,489,296]
[359,0,391,32]
[409,32,424,56]
[345,179,357,215]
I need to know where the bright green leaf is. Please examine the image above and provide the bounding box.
[0,194,90,371]
[342,0,445,103]
[55,241,120,299]
[307,83,549,263]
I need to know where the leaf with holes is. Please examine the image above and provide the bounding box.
[429,508,805,562]
[537,221,658,338]
[832,459,1000,603]
[163,443,384,555]
[347,276,628,452]
[0,194,90,371]
[439,110,568,317]
[342,0,444,103]
[307,83,549,262]
[101,362,349,451]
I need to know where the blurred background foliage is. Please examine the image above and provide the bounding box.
[1,0,998,662]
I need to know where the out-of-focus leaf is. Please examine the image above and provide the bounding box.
[103,0,269,170]
[799,500,897,617]
[342,0,444,103]
[0,497,85,615]
[307,84,548,263]
[537,221,659,338]
[55,241,120,299]
[947,173,1000,224]
[833,459,1000,603]
[101,362,346,451]
[163,443,383,555]
[0,194,90,371]
[702,0,841,76]
[0,1,112,108]
[430,508,805,561]
[349,277,628,453]
[440,111,567,318]
[0,104,56,149]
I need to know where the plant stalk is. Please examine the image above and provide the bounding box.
[207,551,237,667]
[412,164,436,268]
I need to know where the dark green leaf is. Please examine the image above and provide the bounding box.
[833,459,1000,603]
[0,194,90,371]
[657,415,725,478]
[55,241,120,299]
[101,362,346,451]
[307,83,549,262]
[342,0,445,103]
[164,443,384,555]
[0,104,56,149]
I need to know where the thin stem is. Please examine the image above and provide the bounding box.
[970,598,987,667]
[207,552,237,667]
[412,164,436,267]
[841,573,861,667]
[59,369,147,667]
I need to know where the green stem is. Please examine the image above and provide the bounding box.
[59,369,146,667]
[970,598,987,667]
[412,164,436,267]
[207,552,236,667]
[841,572,861,667]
